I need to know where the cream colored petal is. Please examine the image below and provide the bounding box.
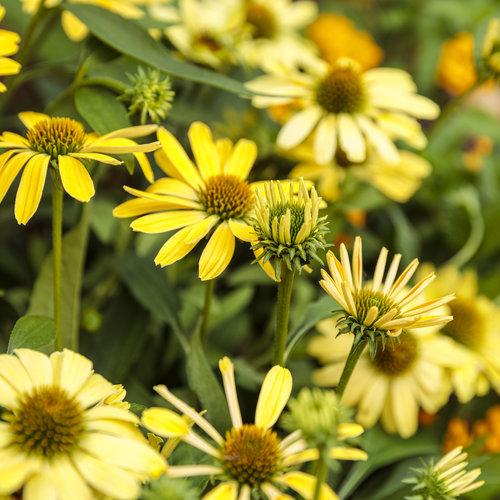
[72,450,139,499]
[224,139,257,179]
[61,10,89,42]
[203,482,238,500]
[0,448,41,496]
[277,106,323,150]
[313,114,336,165]
[228,219,255,242]
[131,210,205,234]
[262,482,295,500]
[199,223,235,280]
[188,122,220,179]
[356,374,388,428]
[142,407,190,437]
[219,357,242,429]
[0,353,34,394]
[14,348,52,389]
[337,113,366,163]
[50,349,93,398]
[281,471,339,500]
[167,464,222,478]
[390,374,419,438]
[15,154,50,225]
[154,225,199,267]
[0,375,20,409]
[58,155,95,202]
[79,433,166,477]
[255,365,292,429]
[85,418,142,441]
[18,111,49,129]
[184,215,219,244]
[157,127,203,190]
[355,114,399,164]
[84,405,139,425]
[75,373,116,408]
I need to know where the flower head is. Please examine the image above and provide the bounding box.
[142,357,355,499]
[120,66,175,124]
[113,122,260,280]
[246,57,439,166]
[0,6,21,92]
[0,348,166,498]
[252,178,329,279]
[404,447,484,499]
[309,319,455,437]
[320,236,454,351]
[0,112,159,224]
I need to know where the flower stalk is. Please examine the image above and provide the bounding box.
[312,447,328,500]
[199,279,215,344]
[335,338,367,400]
[273,264,295,366]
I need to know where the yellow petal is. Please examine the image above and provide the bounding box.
[255,365,292,428]
[15,154,50,225]
[0,150,32,203]
[18,111,49,129]
[0,448,41,496]
[154,225,198,267]
[123,185,199,209]
[337,113,366,163]
[283,472,339,500]
[93,124,158,142]
[253,245,279,282]
[113,198,174,218]
[157,127,203,190]
[224,139,257,180]
[131,210,205,234]
[184,215,219,244]
[58,155,95,202]
[198,222,235,280]
[14,348,53,389]
[202,482,238,500]
[216,138,233,169]
[69,152,122,165]
[188,122,220,179]
[50,349,93,397]
[61,10,89,42]
[329,447,368,461]
[133,151,154,183]
[337,423,364,439]
[142,407,190,437]
[0,352,33,395]
[228,219,255,242]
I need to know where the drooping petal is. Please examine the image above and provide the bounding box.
[199,222,235,280]
[154,225,199,267]
[14,154,50,225]
[58,155,95,202]
[219,357,243,429]
[0,150,34,203]
[255,365,292,428]
[184,215,219,244]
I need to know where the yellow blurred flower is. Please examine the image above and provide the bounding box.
[0,6,21,92]
[481,18,500,80]
[309,318,454,437]
[436,31,477,95]
[113,122,259,281]
[142,357,346,499]
[287,141,432,203]
[307,13,384,71]
[462,135,494,172]
[21,0,167,42]
[0,112,159,225]
[247,57,439,166]
[0,348,166,498]
[418,264,500,403]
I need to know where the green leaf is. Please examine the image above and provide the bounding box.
[186,328,231,434]
[75,86,131,135]
[27,208,91,351]
[113,253,188,353]
[64,4,253,97]
[284,295,339,363]
[7,315,56,354]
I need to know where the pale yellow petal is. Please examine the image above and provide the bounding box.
[0,448,41,496]
[277,106,323,150]
[224,139,257,179]
[203,482,238,500]
[14,348,53,389]
[281,471,339,500]
[154,225,198,267]
[337,113,366,163]
[74,373,115,409]
[255,365,292,428]
[14,154,50,225]
[313,115,336,165]
[58,155,95,202]
[142,407,190,437]
[199,222,235,280]
[50,349,93,397]
[188,122,220,179]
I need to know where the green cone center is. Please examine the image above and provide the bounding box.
[354,289,396,325]
[268,202,305,242]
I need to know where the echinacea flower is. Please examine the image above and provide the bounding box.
[320,236,454,347]
[0,6,21,92]
[0,348,166,499]
[309,318,455,437]
[142,357,364,500]
[403,446,484,499]
[113,121,260,281]
[0,112,159,225]
[246,57,439,165]
[416,264,500,403]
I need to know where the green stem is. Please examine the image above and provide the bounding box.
[51,168,64,351]
[199,279,215,344]
[335,338,367,400]
[273,264,295,367]
[312,447,328,500]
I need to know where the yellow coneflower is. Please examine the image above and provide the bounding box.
[0,112,159,224]
[0,6,21,92]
